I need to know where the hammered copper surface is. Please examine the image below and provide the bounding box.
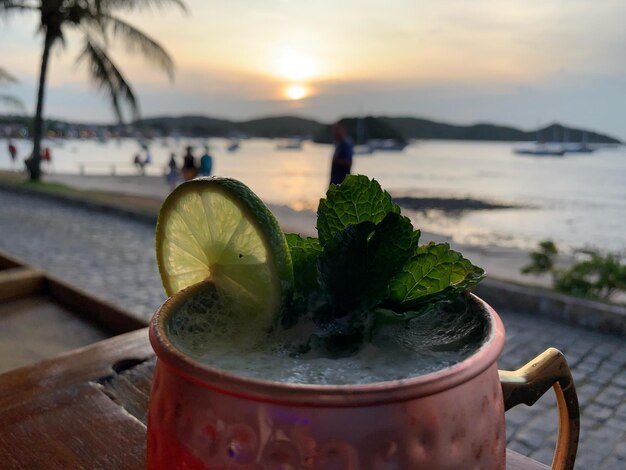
[148,293,509,469]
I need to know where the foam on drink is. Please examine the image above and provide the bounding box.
[166,284,488,385]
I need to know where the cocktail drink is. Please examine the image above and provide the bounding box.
[148,176,580,469]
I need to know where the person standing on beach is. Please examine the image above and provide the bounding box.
[166,153,179,190]
[329,122,353,186]
[7,140,17,167]
[182,146,198,181]
[199,145,213,177]
[133,153,145,175]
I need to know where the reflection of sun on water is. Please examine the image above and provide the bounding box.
[285,85,307,100]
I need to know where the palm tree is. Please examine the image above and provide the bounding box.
[0,66,25,111]
[0,0,186,180]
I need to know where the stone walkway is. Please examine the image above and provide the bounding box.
[0,188,624,468]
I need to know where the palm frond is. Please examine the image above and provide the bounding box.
[101,0,187,14]
[0,67,24,110]
[0,66,17,83]
[76,38,139,123]
[100,14,174,80]
[0,94,25,111]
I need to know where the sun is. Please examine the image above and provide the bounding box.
[278,49,317,81]
[285,85,308,100]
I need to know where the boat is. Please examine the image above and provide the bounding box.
[562,143,594,154]
[366,139,407,152]
[561,131,595,154]
[513,143,565,156]
[227,139,240,152]
[96,129,108,144]
[353,144,373,155]
[276,138,303,150]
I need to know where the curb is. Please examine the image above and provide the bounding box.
[0,182,158,225]
[476,278,626,337]
[2,180,625,338]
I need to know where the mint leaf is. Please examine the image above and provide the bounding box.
[318,212,419,314]
[319,221,376,313]
[317,175,400,246]
[387,242,485,310]
[367,213,420,282]
[285,233,322,297]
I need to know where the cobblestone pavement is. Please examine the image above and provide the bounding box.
[0,189,624,468]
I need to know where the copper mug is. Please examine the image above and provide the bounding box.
[147,290,580,469]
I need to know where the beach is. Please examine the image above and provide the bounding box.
[41,172,552,288]
[3,138,625,255]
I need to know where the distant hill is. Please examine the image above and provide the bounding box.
[136,115,233,136]
[313,116,406,144]
[134,115,323,138]
[1,113,621,143]
[530,123,618,145]
[237,116,323,138]
[380,117,621,144]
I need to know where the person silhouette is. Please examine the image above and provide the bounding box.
[166,153,178,189]
[329,122,353,186]
[182,146,198,181]
[199,145,213,177]
[7,140,17,167]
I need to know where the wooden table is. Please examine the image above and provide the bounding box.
[0,329,549,469]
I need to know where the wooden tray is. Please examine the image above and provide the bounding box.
[0,251,147,373]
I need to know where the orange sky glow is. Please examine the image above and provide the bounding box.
[1,0,625,137]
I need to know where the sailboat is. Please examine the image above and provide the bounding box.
[562,131,594,153]
[514,126,564,156]
[353,117,373,155]
[513,144,565,156]
[353,116,406,154]
[276,137,303,150]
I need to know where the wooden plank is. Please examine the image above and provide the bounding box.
[0,248,146,334]
[100,358,156,425]
[0,327,152,408]
[0,268,45,302]
[0,382,146,469]
[0,295,110,373]
[0,250,25,270]
[45,275,148,334]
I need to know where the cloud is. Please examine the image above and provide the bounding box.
[1,0,624,138]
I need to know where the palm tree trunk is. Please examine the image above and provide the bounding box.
[29,31,54,181]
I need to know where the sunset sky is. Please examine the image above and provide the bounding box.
[1,0,626,138]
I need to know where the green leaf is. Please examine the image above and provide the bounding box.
[387,242,485,310]
[317,175,400,246]
[318,212,419,314]
[285,233,322,297]
[319,221,376,313]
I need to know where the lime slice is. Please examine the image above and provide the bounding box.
[156,177,293,332]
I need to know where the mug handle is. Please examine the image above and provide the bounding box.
[499,348,580,470]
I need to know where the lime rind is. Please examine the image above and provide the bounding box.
[156,177,293,331]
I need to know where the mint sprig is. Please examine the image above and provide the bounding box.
[284,233,322,297]
[284,175,484,354]
[387,242,485,309]
[317,176,400,245]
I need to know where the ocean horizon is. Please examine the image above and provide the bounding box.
[2,137,625,254]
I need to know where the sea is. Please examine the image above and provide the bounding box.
[2,137,625,254]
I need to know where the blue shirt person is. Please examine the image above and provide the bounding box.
[329,123,353,186]
[200,145,213,177]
